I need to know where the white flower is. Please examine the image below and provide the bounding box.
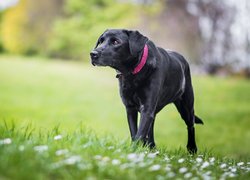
[229,173,236,178]
[102,156,110,162]
[220,172,229,179]
[237,162,244,166]
[107,146,114,150]
[138,162,146,167]
[64,155,81,165]
[209,157,215,163]
[201,174,211,180]
[0,138,12,145]
[115,148,121,153]
[120,163,130,169]
[201,161,210,169]
[205,171,212,175]
[137,153,145,161]
[220,163,227,169]
[178,158,185,163]
[55,149,69,156]
[147,152,159,158]
[127,153,144,163]
[112,159,121,165]
[127,153,137,160]
[156,175,164,180]
[167,172,176,178]
[164,156,170,162]
[165,166,171,171]
[196,157,203,163]
[18,145,25,151]
[54,135,62,140]
[231,168,237,172]
[77,163,92,170]
[34,145,48,153]
[179,167,188,173]
[51,162,62,169]
[184,172,192,179]
[94,155,102,160]
[82,142,92,148]
[149,164,161,171]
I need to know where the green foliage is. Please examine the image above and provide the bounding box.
[1,0,29,54]
[0,12,3,52]
[0,0,158,59]
[48,0,138,60]
[1,0,63,55]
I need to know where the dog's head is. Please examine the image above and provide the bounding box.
[90,29,148,73]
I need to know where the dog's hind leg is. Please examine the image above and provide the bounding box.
[174,85,198,154]
[174,99,197,153]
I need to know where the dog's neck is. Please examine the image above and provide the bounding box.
[132,44,148,74]
[116,44,149,78]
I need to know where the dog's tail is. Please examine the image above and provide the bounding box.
[195,115,204,125]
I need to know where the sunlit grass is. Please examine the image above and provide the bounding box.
[0,123,249,179]
[0,55,250,160]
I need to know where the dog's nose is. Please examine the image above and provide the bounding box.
[90,50,99,59]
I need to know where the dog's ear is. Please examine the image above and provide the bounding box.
[127,30,148,57]
[94,29,109,48]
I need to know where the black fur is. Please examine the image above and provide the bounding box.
[90,29,203,153]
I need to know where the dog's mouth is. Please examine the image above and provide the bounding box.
[92,62,105,67]
[91,58,110,67]
[91,58,104,66]
[91,61,97,66]
[91,58,127,75]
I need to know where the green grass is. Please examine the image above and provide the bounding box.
[0,123,250,179]
[0,55,250,179]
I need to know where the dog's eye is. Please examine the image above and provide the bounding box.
[112,39,120,45]
[99,38,104,44]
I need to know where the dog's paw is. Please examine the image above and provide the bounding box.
[187,145,197,154]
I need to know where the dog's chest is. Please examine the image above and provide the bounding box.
[119,79,145,110]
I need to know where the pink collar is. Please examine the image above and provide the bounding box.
[132,44,149,74]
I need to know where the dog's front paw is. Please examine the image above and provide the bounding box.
[132,135,147,146]
[187,145,197,154]
[132,136,156,149]
[147,142,156,149]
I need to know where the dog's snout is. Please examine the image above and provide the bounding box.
[90,50,99,59]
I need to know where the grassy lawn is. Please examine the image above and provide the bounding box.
[0,55,250,179]
[1,124,250,179]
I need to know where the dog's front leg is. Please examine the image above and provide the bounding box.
[135,110,155,146]
[126,107,138,141]
[134,80,160,147]
[147,119,156,148]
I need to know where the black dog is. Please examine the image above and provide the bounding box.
[90,29,203,153]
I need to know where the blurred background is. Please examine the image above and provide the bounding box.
[0,0,250,76]
[0,0,249,159]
